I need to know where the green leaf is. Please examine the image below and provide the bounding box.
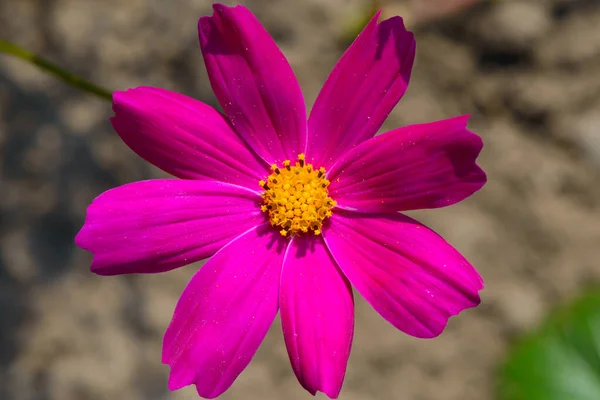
[498,289,600,400]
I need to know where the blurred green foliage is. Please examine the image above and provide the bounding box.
[498,289,600,400]
[339,0,381,46]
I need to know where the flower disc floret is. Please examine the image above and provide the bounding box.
[260,154,336,236]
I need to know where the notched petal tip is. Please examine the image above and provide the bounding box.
[280,236,353,399]
[417,291,482,339]
[76,180,265,276]
[111,86,154,108]
[471,161,487,190]
[110,86,269,186]
[73,223,87,249]
[198,0,307,164]
[372,9,383,22]
[162,224,283,399]
[197,3,232,31]
[324,211,484,340]
[329,113,487,213]
[166,373,187,392]
[212,2,241,13]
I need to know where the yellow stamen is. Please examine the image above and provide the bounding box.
[259,154,336,237]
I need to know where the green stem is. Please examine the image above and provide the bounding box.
[0,39,113,101]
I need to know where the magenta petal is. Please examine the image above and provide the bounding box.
[324,210,483,338]
[75,180,265,276]
[163,224,285,398]
[199,4,307,164]
[111,87,269,188]
[307,12,415,168]
[328,116,486,213]
[280,235,353,398]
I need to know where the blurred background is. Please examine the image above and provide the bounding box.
[1,0,600,399]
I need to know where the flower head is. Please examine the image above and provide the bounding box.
[76,4,486,399]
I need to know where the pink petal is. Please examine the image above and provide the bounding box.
[112,87,269,189]
[323,210,483,338]
[280,235,354,398]
[163,223,285,398]
[75,180,265,276]
[328,116,486,213]
[198,4,307,164]
[307,12,415,168]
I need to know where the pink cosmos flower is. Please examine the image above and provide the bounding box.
[75,4,485,399]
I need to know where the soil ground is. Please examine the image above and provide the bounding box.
[1,0,600,399]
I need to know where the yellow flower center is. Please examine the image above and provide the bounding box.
[259,154,336,237]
